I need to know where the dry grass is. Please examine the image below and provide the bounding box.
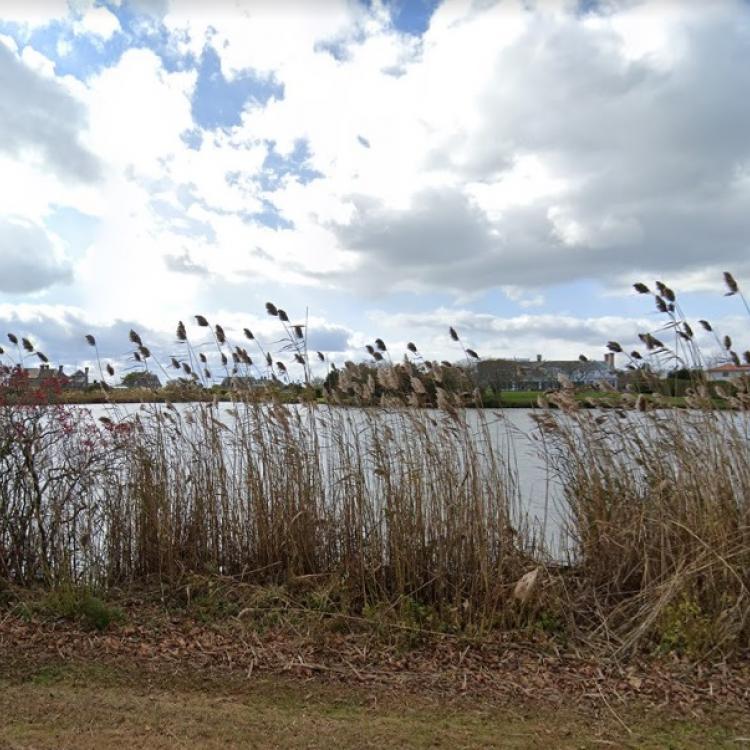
[1,275,750,660]
[3,661,746,750]
[0,395,532,631]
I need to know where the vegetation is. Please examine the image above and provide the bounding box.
[1,273,750,664]
[2,659,748,749]
[4,659,748,749]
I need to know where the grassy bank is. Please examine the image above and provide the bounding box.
[483,389,624,408]
[2,659,746,749]
[2,590,749,749]
[49,387,716,410]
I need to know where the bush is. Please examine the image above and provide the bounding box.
[35,588,124,631]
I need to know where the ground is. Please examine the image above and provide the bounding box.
[2,661,749,749]
[1,599,749,749]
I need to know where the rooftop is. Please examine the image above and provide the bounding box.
[706,363,750,373]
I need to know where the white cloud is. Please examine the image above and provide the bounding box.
[164,0,361,78]
[92,0,750,307]
[502,286,545,309]
[371,306,750,366]
[0,40,102,183]
[0,35,18,54]
[3,0,750,368]
[0,0,70,29]
[83,48,195,178]
[73,5,121,41]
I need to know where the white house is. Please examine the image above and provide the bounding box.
[705,363,750,382]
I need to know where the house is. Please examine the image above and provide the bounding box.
[123,372,161,389]
[24,364,66,384]
[220,375,262,389]
[66,367,90,389]
[705,363,750,382]
[1,364,90,394]
[477,354,617,391]
[23,365,90,389]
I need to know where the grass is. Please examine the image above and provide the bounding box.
[481,389,626,408]
[1,660,748,750]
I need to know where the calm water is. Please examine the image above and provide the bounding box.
[51,401,750,559]
[80,401,563,546]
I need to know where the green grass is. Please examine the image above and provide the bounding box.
[481,389,622,408]
[477,389,701,409]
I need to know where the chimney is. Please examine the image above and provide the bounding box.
[604,353,615,371]
[58,365,64,375]
[536,354,542,362]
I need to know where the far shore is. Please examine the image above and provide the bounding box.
[0,386,710,409]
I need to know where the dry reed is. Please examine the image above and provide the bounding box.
[1,276,749,659]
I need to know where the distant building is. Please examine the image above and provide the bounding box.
[22,365,66,387]
[66,367,90,389]
[123,372,161,389]
[220,375,262,389]
[17,364,89,390]
[477,354,617,391]
[705,363,750,382]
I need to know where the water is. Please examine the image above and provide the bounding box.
[77,401,564,548]
[21,400,750,572]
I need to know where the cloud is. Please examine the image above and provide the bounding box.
[374,306,750,365]
[0,304,177,381]
[1,297,746,381]
[0,0,70,29]
[4,0,750,370]
[219,0,750,295]
[0,303,354,381]
[502,286,545,309]
[73,6,121,41]
[164,251,209,276]
[163,0,362,77]
[83,48,195,179]
[0,217,73,293]
[0,40,102,183]
[305,324,351,353]
[331,188,496,291]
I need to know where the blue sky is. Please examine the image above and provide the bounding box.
[2,0,750,379]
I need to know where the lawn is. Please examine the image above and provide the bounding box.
[487,389,621,408]
[1,661,748,750]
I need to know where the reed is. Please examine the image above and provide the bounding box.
[1,275,749,658]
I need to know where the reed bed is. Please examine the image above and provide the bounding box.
[1,275,749,659]
[0,396,534,632]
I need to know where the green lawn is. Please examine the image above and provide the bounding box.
[482,389,696,408]
[485,389,620,408]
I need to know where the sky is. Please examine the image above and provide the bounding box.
[1,0,750,381]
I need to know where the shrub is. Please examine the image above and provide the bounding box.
[35,588,124,631]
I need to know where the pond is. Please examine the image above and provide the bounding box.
[77,401,564,549]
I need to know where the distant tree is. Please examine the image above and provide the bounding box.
[670,367,701,381]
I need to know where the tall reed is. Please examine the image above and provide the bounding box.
[1,276,749,657]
